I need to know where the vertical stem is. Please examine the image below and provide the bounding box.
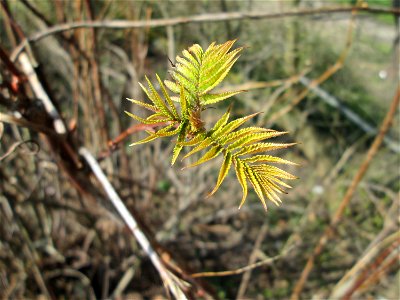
[290,87,400,300]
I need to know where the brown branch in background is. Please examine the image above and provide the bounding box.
[1,0,26,41]
[84,0,110,146]
[191,246,293,278]
[0,112,57,136]
[19,0,89,61]
[342,237,400,300]
[236,223,269,298]
[299,76,400,153]
[79,147,190,300]
[330,230,400,298]
[267,10,356,125]
[290,86,400,300]
[0,46,23,77]
[218,69,310,93]
[10,4,400,61]
[0,140,40,161]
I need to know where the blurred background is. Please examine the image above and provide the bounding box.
[1,0,399,299]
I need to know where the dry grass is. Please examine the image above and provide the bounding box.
[1,0,399,299]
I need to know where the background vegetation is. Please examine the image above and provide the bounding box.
[1,0,399,299]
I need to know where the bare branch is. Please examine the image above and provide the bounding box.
[0,112,57,136]
[78,147,188,300]
[299,76,400,153]
[18,53,67,135]
[11,5,400,61]
[290,86,400,300]
[191,245,294,278]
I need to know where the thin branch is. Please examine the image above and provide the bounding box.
[330,231,399,298]
[290,86,400,300]
[97,122,167,161]
[18,53,67,135]
[78,147,188,300]
[342,238,400,300]
[10,5,400,61]
[0,112,58,136]
[268,10,356,125]
[191,246,293,278]
[236,223,269,298]
[0,140,39,161]
[299,76,400,153]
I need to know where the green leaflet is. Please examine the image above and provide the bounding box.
[220,126,271,145]
[268,176,293,189]
[245,165,267,210]
[181,49,199,68]
[144,76,174,119]
[258,175,282,207]
[126,98,157,112]
[252,164,298,180]
[200,54,241,95]
[168,40,242,107]
[183,145,223,169]
[242,155,298,165]
[227,131,288,151]
[183,137,214,159]
[153,124,181,137]
[176,56,198,80]
[156,74,179,119]
[189,44,203,63]
[125,40,298,212]
[130,133,159,146]
[200,90,243,105]
[164,80,180,95]
[171,121,188,165]
[179,84,189,119]
[211,108,231,137]
[179,132,206,146]
[124,111,159,125]
[234,158,248,209]
[235,142,297,156]
[215,113,262,141]
[171,71,197,97]
[208,152,233,197]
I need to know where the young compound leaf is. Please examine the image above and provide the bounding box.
[125,40,298,211]
[170,40,243,107]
